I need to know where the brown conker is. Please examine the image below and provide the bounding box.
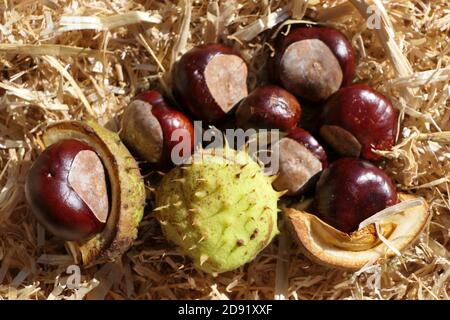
[287,128,328,168]
[315,157,398,233]
[273,26,355,102]
[272,128,327,196]
[25,139,109,241]
[235,85,301,131]
[120,90,195,166]
[172,44,248,123]
[319,84,398,160]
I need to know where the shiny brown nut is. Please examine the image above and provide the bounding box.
[172,44,248,123]
[319,84,398,160]
[25,139,108,241]
[33,120,146,266]
[272,128,327,196]
[287,128,328,168]
[121,90,195,166]
[273,27,355,102]
[235,85,301,131]
[315,157,398,233]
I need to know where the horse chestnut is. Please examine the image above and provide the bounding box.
[25,139,109,241]
[120,90,195,166]
[273,128,327,196]
[320,84,398,160]
[235,85,301,131]
[37,120,146,266]
[173,44,248,123]
[315,157,398,233]
[273,26,355,102]
[287,128,328,168]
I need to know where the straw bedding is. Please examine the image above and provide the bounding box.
[0,0,449,300]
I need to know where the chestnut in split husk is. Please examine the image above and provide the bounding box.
[26,120,146,266]
[319,84,398,160]
[285,192,429,270]
[285,157,429,270]
[26,139,108,241]
[235,85,301,131]
[173,44,248,123]
[315,157,398,233]
[272,128,327,196]
[273,26,355,102]
[120,90,195,166]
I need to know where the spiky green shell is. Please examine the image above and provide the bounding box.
[155,148,279,274]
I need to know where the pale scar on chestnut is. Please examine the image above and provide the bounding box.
[204,54,248,113]
[273,137,323,196]
[120,99,164,163]
[320,125,362,157]
[280,39,343,101]
[68,150,109,223]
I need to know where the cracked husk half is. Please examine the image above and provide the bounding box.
[285,193,430,270]
[42,120,146,266]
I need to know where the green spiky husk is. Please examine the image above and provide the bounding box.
[155,148,279,274]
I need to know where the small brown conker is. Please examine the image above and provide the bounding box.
[315,157,398,233]
[319,84,398,160]
[272,128,327,196]
[235,85,301,131]
[172,44,249,123]
[120,90,195,166]
[273,26,355,102]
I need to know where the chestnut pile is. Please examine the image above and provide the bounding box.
[25,25,428,272]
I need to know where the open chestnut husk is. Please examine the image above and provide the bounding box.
[272,26,355,102]
[26,120,146,266]
[235,85,301,131]
[272,128,327,196]
[120,90,195,167]
[285,193,430,270]
[319,84,398,160]
[172,44,248,123]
